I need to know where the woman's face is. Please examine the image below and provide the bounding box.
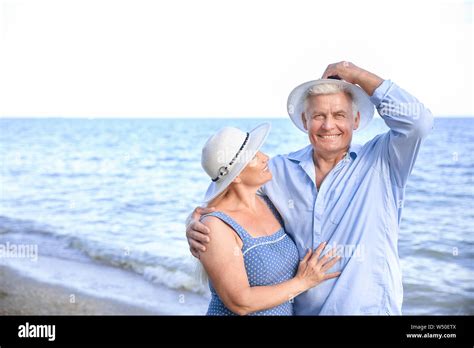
[236,151,272,186]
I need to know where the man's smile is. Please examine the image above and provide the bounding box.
[317,133,342,139]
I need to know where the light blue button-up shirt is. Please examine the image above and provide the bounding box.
[261,80,434,315]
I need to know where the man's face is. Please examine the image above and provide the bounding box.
[302,92,360,157]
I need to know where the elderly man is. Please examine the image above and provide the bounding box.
[186,61,433,315]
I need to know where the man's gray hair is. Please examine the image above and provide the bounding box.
[303,83,358,119]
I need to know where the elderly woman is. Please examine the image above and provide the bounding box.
[198,123,340,315]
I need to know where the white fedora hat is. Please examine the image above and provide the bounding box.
[287,78,375,133]
[201,123,271,203]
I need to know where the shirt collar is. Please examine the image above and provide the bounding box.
[288,143,361,164]
[287,144,313,163]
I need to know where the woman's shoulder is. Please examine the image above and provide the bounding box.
[201,213,243,246]
[200,214,225,229]
[201,214,235,235]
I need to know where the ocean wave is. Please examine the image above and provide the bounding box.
[0,216,60,237]
[437,163,474,169]
[66,236,207,295]
[143,264,207,295]
[0,215,207,295]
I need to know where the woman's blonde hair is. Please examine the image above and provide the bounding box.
[194,187,231,286]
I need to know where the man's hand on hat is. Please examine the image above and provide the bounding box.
[321,61,365,85]
[322,61,384,96]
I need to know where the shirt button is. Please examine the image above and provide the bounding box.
[314,222,321,235]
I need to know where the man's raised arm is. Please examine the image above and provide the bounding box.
[369,78,434,187]
[322,61,434,187]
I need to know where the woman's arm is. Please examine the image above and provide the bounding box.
[199,216,340,316]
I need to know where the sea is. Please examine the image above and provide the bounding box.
[0,117,473,315]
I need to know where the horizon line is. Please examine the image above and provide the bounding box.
[1,115,473,119]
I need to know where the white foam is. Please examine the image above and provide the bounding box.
[66,236,209,294]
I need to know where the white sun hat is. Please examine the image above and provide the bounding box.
[201,123,271,203]
[287,78,375,133]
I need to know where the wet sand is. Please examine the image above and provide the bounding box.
[0,265,156,315]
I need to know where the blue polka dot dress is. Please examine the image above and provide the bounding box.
[202,196,300,316]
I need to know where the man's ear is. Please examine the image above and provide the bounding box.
[232,176,242,184]
[353,111,360,130]
[301,113,308,131]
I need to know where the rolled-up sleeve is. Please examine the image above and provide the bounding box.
[370,80,434,187]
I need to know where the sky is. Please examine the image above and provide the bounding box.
[0,0,472,118]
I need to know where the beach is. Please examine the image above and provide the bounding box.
[0,245,210,315]
[0,265,156,315]
[0,117,473,315]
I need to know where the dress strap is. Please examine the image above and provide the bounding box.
[200,211,252,242]
[259,194,284,227]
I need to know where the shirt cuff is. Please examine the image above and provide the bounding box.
[369,79,394,107]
